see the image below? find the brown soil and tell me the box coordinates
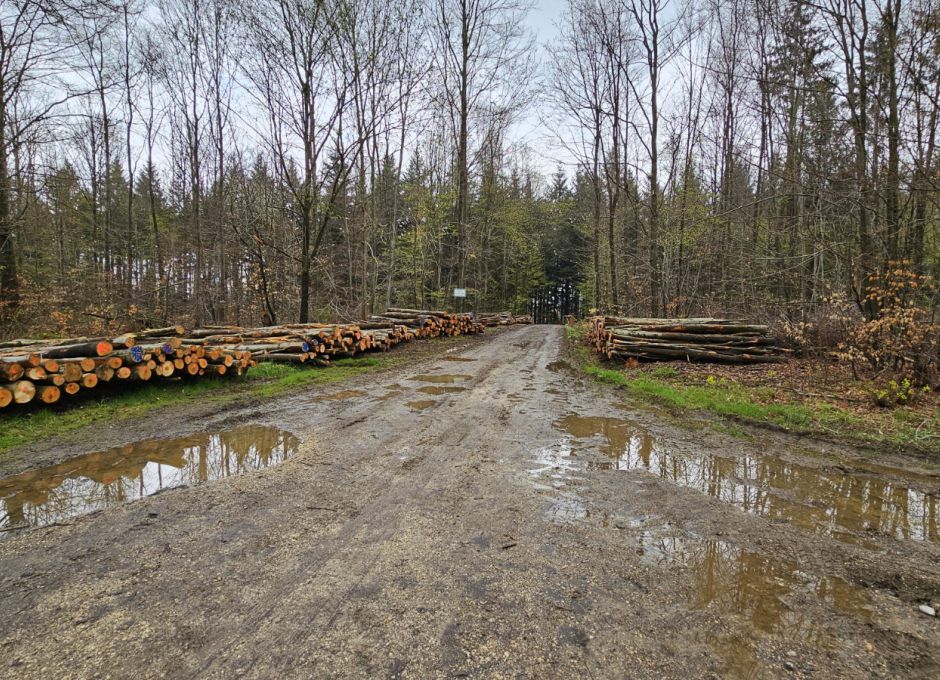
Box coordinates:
[0,326,937,679]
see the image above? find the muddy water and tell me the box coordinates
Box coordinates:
[408,374,472,384]
[554,414,939,544]
[534,416,885,677]
[316,389,368,401]
[633,525,873,676]
[417,385,467,395]
[406,400,437,410]
[0,426,298,531]
[443,356,476,362]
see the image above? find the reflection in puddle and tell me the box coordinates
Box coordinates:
[634,526,872,676]
[406,400,437,410]
[408,374,472,384]
[528,440,585,524]
[555,414,939,543]
[417,385,466,395]
[316,389,368,401]
[0,426,299,530]
[529,439,579,481]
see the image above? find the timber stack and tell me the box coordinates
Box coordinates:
[366,308,484,337]
[478,312,533,326]
[587,317,790,365]
[0,326,253,409]
[183,321,414,365]
[0,309,485,410]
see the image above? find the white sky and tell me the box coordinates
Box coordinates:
[516,0,571,176]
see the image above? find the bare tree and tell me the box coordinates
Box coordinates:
[429,0,534,292]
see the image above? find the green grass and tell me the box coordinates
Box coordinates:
[567,334,940,453]
[0,355,393,453]
[0,379,234,451]
[568,339,865,434]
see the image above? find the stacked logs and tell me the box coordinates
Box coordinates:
[0,327,252,409]
[0,309,485,409]
[587,317,790,365]
[478,312,533,327]
[182,322,414,365]
[175,309,483,367]
[367,308,484,337]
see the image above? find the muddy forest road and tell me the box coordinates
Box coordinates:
[1,326,939,679]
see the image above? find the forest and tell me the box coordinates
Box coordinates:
[0,0,938,337]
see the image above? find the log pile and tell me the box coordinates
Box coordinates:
[181,322,414,365]
[0,327,253,409]
[477,312,533,327]
[587,317,790,365]
[366,308,484,338]
[0,308,485,411]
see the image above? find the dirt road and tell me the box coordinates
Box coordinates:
[1,326,938,678]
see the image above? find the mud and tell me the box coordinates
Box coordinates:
[0,326,937,679]
[406,400,437,410]
[315,389,369,401]
[416,385,467,395]
[408,373,473,383]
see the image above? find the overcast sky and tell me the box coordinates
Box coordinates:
[516,0,570,177]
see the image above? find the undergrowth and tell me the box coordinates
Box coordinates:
[565,325,938,454]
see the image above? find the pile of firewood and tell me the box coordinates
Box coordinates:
[477,312,533,327]
[587,317,790,364]
[0,327,252,408]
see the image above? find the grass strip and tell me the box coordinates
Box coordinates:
[567,326,939,453]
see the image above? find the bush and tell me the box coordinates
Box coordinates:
[838,262,939,388]
[870,378,927,408]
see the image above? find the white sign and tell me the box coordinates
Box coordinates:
[453,288,467,298]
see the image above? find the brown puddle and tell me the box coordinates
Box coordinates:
[0,426,299,531]
[633,526,872,676]
[443,356,476,362]
[417,385,467,395]
[406,400,437,410]
[555,414,939,544]
[316,389,368,401]
[409,374,472,384]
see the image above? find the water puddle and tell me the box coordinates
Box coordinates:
[528,439,586,524]
[316,389,367,401]
[0,426,299,531]
[529,439,579,482]
[632,523,872,676]
[443,356,476,362]
[407,400,437,410]
[546,360,571,373]
[409,374,472,384]
[555,413,939,544]
[417,385,466,395]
